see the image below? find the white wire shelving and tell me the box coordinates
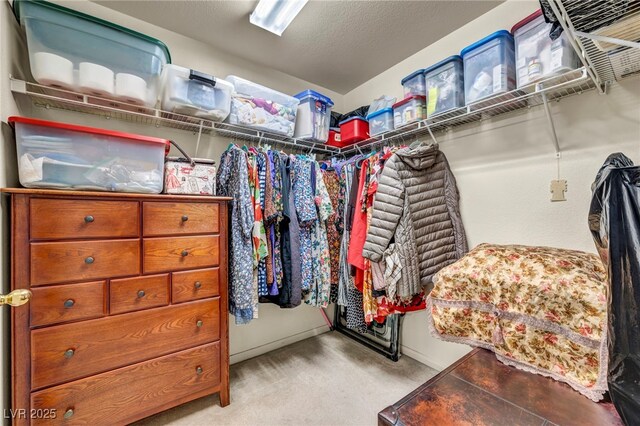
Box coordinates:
[547,0,640,93]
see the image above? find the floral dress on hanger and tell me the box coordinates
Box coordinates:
[292,156,317,292]
[322,168,342,303]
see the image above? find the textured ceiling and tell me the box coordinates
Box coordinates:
[95,0,502,94]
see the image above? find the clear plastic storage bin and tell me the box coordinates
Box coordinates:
[423,55,465,117]
[401,69,426,97]
[160,65,233,121]
[10,116,168,193]
[14,0,171,107]
[225,75,299,137]
[293,90,334,143]
[393,95,426,128]
[366,108,394,136]
[512,10,579,88]
[461,30,516,104]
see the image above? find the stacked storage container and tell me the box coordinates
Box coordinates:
[423,55,465,117]
[511,10,579,88]
[10,117,169,193]
[14,0,171,107]
[293,90,334,143]
[339,117,369,146]
[366,108,394,136]
[393,95,426,128]
[461,30,516,104]
[160,65,233,121]
[401,69,426,97]
[225,75,300,137]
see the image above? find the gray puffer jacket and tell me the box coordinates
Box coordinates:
[362,143,467,297]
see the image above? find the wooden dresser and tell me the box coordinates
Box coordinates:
[3,189,230,425]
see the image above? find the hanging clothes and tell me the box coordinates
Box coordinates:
[217,145,255,325]
[322,167,342,303]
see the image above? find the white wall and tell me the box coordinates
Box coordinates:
[0,0,341,417]
[343,0,640,370]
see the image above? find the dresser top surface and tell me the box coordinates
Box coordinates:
[1,188,232,201]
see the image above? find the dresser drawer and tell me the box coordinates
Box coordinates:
[31,342,220,425]
[143,235,219,274]
[30,240,140,286]
[110,274,169,315]
[172,268,220,303]
[31,298,219,390]
[143,202,219,236]
[30,281,106,327]
[30,199,139,240]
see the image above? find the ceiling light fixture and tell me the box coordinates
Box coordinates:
[249,0,309,36]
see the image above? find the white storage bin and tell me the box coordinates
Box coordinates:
[401,69,426,97]
[160,65,233,122]
[14,0,171,106]
[366,108,394,136]
[423,55,465,117]
[293,90,334,143]
[225,75,299,137]
[461,30,516,104]
[10,116,168,193]
[512,10,579,88]
[393,95,426,128]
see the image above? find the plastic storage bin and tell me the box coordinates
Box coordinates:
[9,116,168,193]
[326,128,342,147]
[14,0,171,106]
[225,75,299,137]
[366,108,394,136]
[393,95,426,128]
[339,117,369,145]
[293,90,334,143]
[461,30,516,104]
[401,69,426,97]
[423,55,465,117]
[512,10,579,88]
[160,65,233,121]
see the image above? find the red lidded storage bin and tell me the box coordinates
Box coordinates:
[339,117,369,146]
[326,127,342,147]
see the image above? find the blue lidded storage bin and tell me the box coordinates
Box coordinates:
[423,55,465,117]
[401,69,425,97]
[461,30,515,104]
[366,107,394,136]
[293,90,334,143]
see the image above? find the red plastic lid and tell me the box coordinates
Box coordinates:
[511,9,543,34]
[8,116,171,149]
[393,95,427,109]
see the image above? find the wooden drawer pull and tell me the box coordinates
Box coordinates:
[196,366,203,375]
[137,290,146,298]
[196,320,203,328]
[181,215,189,222]
[63,299,75,308]
[194,281,202,290]
[64,408,74,419]
[84,215,95,223]
[64,349,75,359]
[85,256,95,264]
[181,250,189,257]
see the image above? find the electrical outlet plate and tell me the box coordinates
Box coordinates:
[550,179,568,202]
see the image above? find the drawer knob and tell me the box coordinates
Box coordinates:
[85,256,95,264]
[63,299,75,308]
[64,348,75,359]
[194,281,202,290]
[196,320,203,328]
[137,290,146,298]
[181,250,189,257]
[196,366,203,375]
[182,215,189,222]
[84,215,95,223]
[64,408,74,419]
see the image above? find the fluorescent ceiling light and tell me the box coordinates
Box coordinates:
[250,0,309,36]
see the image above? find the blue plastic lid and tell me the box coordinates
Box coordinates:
[366,107,393,120]
[339,116,367,125]
[423,55,462,76]
[460,30,514,57]
[294,90,334,107]
[401,69,425,85]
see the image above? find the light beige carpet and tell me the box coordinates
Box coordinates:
[135,331,438,426]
